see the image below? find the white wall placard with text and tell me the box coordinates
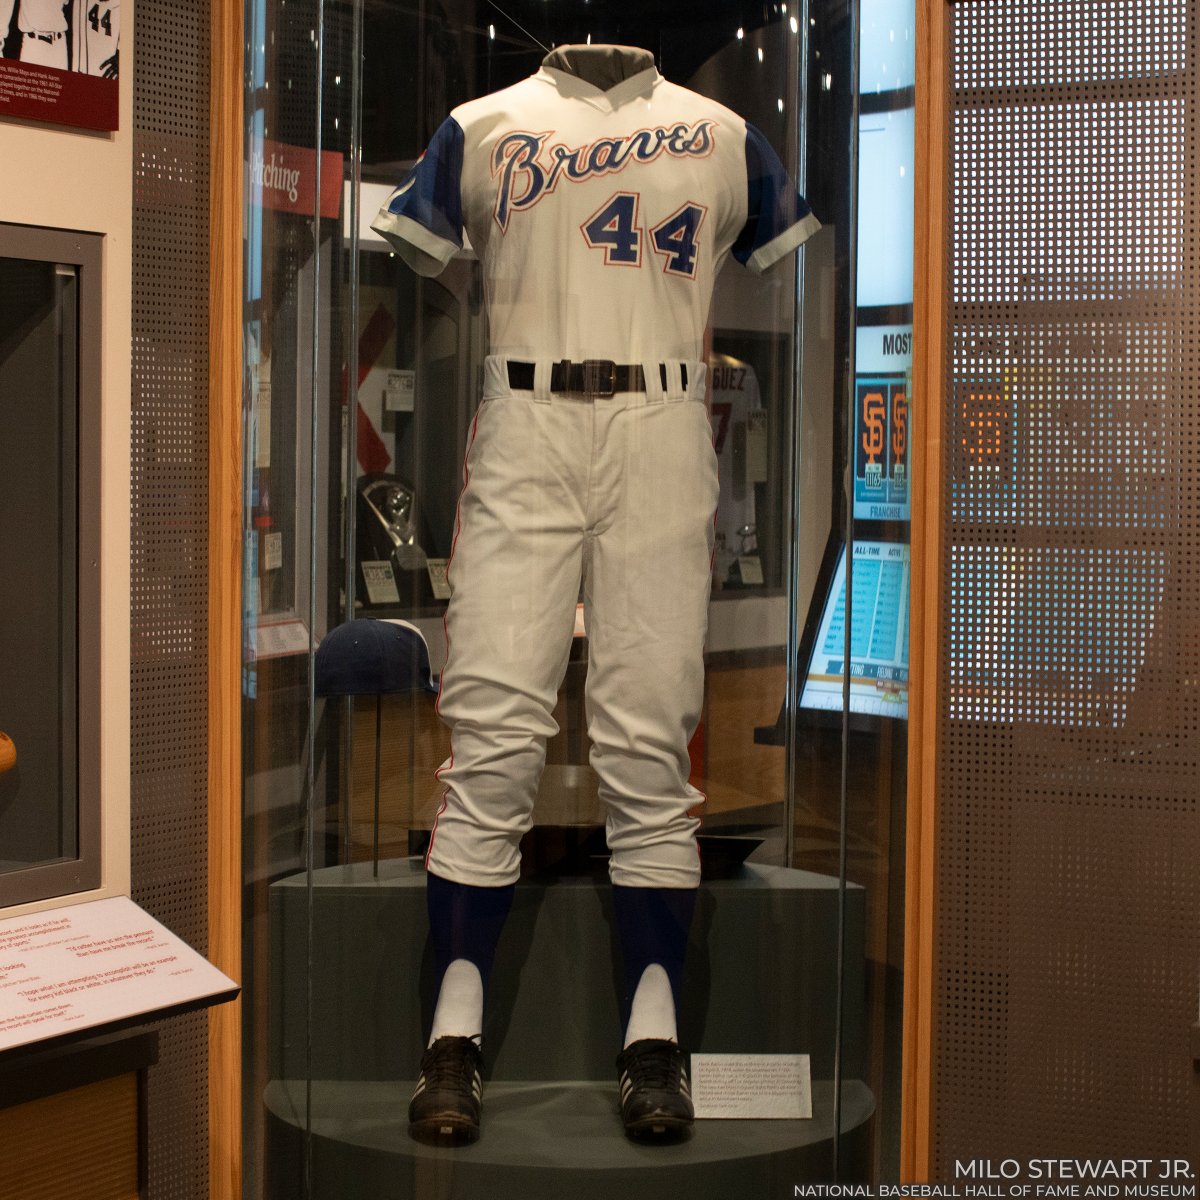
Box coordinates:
[690,1053,812,1119]
[0,896,238,1052]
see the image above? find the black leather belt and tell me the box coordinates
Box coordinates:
[507,359,688,397]
[28,30,64,41]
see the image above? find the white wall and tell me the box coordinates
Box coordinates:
[0,6,133,914]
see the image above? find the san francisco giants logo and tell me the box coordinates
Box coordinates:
[861,391,886,490]
[960,392,1008,477]
[891,390,909,487]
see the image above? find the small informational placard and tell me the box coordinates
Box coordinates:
[254,617,310,661]
[263,531,283,572]
[362,559,400,605]
[385,369,416,413]
[254,387,272,468]
[426,558,451,600]
[0,49,119,133]
[0,897,237,1053]
[737,555,764,586]
[691,1053,812,1120]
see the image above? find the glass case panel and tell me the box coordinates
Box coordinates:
[241,0,912,1191]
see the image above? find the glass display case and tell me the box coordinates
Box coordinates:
[0,224,102,909]
[240,0,914,1194]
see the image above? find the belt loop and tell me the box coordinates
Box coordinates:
[642,360,665,405]
[663,361,684,403]
[486,355,508,398]
[687,360,707,404]
[533,359,552,403]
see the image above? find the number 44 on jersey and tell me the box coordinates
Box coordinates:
[581,192,708,278]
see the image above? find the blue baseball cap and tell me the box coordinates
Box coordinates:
[315,618,439,697]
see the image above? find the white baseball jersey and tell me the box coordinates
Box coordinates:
[0,0,66,68]
[709,353,764,575]
[371,51,819,363]
[1,0,67,35]
[71,0,118,76]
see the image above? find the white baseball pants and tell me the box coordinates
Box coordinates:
[427,356,717,889]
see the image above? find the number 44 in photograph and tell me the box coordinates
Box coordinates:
[0,0,120,130]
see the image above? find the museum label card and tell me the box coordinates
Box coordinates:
[263,531,283,572]
[254,386,272,468]
[362,560,400,605]
[385,369,416,413]
[426,558,451,600]
[0,896,237,1052]
[738,555,765,585]
[255,617,310,661]
[691,1053,812,1119]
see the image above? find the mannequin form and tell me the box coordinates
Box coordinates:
[375,41,818,1144]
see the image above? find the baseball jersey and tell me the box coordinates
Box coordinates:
[372,46,819,364]
[710,353,764,572]
[2,0,68,35]
[71,0,118,75]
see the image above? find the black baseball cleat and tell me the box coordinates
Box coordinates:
[408,1035,483,1145]
[616,1038,695,1140]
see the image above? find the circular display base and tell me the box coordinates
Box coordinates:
[265,1077,874,1198]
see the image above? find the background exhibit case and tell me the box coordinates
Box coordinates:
[240,0,916,1194]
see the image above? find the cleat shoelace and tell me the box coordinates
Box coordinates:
[420,1038,479,1090]
[624,1045,682,1091]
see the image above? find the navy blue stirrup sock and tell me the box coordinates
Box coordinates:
[426,871,515,995]
[611,885,698,1031]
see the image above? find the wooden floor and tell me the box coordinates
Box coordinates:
[698,663,789,815]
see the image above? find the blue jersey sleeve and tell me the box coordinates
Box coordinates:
[732,123,821,274]
[371,116,465,276]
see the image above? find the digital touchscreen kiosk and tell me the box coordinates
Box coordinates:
[799,539,910,720]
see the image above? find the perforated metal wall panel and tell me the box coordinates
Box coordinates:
[131,0,211,1194]
[937,0,1198,1170]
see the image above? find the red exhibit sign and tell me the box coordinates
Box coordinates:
[0,59,118,132]
[249,138,343,220]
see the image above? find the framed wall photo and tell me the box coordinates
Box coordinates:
[0,0,119,131]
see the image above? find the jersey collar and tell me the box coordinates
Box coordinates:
[535,63,661,113]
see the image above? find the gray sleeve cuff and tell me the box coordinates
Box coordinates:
[746,211,822,275]
[369,210,460,278]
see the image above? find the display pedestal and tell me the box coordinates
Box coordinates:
[265,859,873,1196]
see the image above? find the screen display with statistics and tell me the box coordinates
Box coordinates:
[800,540,910,719]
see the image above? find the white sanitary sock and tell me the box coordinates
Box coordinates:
[428,958,484,1047]
[623,963,677,1047]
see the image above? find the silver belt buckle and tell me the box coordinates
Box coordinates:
[581,359,617,397]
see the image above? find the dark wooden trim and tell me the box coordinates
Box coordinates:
[0,1030,158,1111]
